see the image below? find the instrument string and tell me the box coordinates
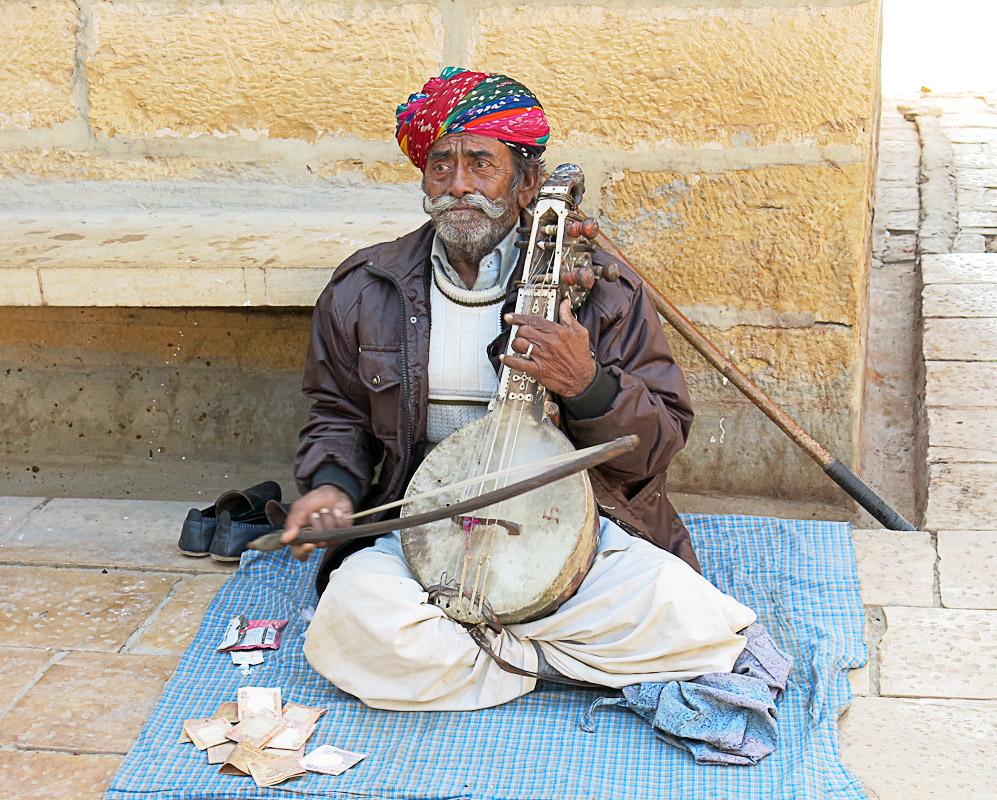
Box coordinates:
[450,211,560,614]
[465,233,554,608]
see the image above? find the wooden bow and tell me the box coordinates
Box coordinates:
[246,434,639,553]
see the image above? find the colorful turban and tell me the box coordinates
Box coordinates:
[395,67,550,173]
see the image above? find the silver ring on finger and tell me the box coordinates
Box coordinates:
[525,342,535,360]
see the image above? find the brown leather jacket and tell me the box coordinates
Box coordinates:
[296,220,698,594]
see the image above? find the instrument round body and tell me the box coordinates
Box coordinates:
[400,411,599,624]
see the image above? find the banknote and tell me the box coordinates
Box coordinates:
[246,754,306,788]
[266,719,316,751]
[183,717,233,750]
[226,711,286,748]
[299,744,368,776]
[237,686,281,720]
[281,702,326,725]
[206,741,236,765]
[212,701,240,724]
[219,742,275,776]
[265,745,305,758]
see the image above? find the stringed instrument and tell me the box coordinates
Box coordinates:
[400,164,620,625]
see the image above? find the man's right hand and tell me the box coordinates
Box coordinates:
[281,485,355,562]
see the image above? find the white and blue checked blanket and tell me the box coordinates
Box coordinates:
[105,514,869,800]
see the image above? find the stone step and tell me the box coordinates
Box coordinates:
[927,407,997,461]
[958,167,997,187]
[0,204,426,307]
[839,697,997,799]
[937,531,997,609]
[944,126,997,145]
[850,529,936,607]
[926,361,997,406]
[879,607,997,700]
[0,497,235,573]
[926,462,997,531]
[922,252,997,284]
[924,319,997,360]
[923,283,997,317]
[961,209,997,228]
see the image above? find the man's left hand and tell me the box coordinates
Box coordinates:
[502,299,596,398]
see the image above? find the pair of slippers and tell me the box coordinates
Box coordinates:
[178,481,289,562]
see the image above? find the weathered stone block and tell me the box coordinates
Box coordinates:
[952,232,988,252]
[2,652,177,753]
[0,566,176,651]
[0,647,53,709]
[668,400,853,505]
[0,307,311,370]
[469,3,879,150]
[880,607,997,699]
[927,407,997,462]
[0,148,423,186]
[850,529,936,607]
[131,574,229,654]
[938,530,997,609]
[924,319,997,360]
[0,750,121,800]
[923,283,997,317]
[0,269,42,305]
[961,210,997,228]
[600,165,870,324]
[661,318,860,503]
[848,662,871,697]
[927,463,997,531]
[0,307,313,465]
[671,322,859,399]
[922,253,997,285]
[0,0,78,130]
[0,497,44,533]
[0,208,426,307]
[839,697,997,799]
[87,1,443,141]
[925,360,997,406]
[0,498,233,573]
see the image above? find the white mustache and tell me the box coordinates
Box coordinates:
[423,192,508,220]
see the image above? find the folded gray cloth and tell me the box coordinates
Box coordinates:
[581,623,793,766]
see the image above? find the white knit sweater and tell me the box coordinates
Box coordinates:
[425,229,518,444]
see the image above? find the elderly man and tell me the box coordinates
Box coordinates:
[283,68,755,711]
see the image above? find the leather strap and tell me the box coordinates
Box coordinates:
[466,626,602,690]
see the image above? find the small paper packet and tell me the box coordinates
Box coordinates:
[237,686,282,720]
[231,650,265,666]
[299,744,367,776]
[218,615,288,652]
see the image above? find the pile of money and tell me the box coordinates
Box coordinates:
[180,686,365,787]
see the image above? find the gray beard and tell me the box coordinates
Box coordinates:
[423,191,519,267]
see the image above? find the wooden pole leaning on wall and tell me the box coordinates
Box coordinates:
[593,230,918,532]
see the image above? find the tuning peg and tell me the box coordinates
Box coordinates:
[600,263,621,282]
[567,218,600,239]
[563,268,596,290]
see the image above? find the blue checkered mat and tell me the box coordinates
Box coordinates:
[105,515,868,800]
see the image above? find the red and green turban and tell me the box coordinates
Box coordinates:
[395,67,550,173]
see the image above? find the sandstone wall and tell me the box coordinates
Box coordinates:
[0,0,882,504]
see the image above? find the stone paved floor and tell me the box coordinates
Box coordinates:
[2,94,997,799]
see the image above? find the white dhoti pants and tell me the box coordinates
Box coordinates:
[304,520,757,711]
